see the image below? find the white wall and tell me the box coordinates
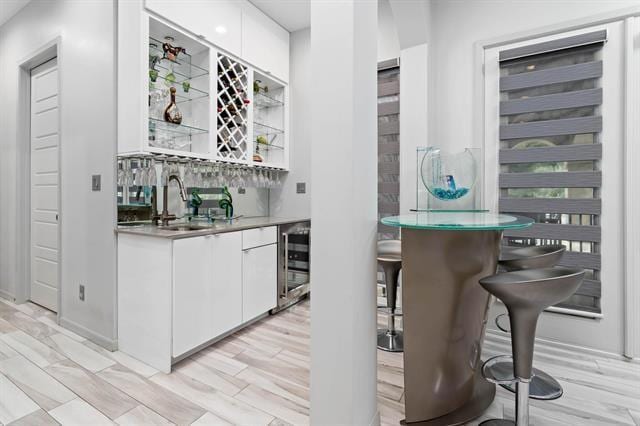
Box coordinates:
[423,0,640,356]
[378,0,400,61]
[269,28,311,218]
[0,0,117,347]
[430,0,640,152]
[270,12,400,219]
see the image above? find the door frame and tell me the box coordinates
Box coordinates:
[16,36,62,318]
[474,8,640,359]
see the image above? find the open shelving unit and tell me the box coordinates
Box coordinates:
[252,71,287,168]
[119,11,288,170]
[147,18,211,155]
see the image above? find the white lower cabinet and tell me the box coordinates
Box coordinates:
[118,228,278,372]
[242,243,277,322]
[172,232,242,357]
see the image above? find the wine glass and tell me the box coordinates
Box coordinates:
[160,159,170,186]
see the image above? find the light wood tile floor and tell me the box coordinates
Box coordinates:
[0,297,638,425]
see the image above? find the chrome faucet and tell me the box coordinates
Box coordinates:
[154,174,188,226]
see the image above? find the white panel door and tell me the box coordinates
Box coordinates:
[30,58,59,312]
[210,232,243,338]
[241,8,290,82]
[173,236,212,357]
[242,243,277,322]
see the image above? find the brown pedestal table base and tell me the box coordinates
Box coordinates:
[401,228,501,423]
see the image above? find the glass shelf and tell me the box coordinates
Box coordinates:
[254,140,284,151]
[149,37,209,82]
[148,117,208,137]
[253,122,284,137]
[254,92,284,109]
[149,81,209,103]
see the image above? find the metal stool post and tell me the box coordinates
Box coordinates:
[377,240,403,352]
[479,267,584,425]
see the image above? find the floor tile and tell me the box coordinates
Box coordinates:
[98,364,206,425]
[48,398,114,426]
[234,349,309,388]
[236,366,310,409]
[191,412,233,426]
[83,340,158,378]
[235,384,309,426]
[44,333,115,373]
[151,370,274,425]
[0,373,40,425]
[45,359,138,420]
[0,356,76,410]
[114,405,173,425]
[0,310,56,340]
[0,339,18,360]
[7,409,59,426]
[175,357,248,396]
[0,330,65,368]
[193,348,248,376]
[37,317,85,342]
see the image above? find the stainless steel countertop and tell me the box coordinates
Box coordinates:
[115,216,310,240]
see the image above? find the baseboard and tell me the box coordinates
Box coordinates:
[368,409,381,426]
[59,316,117,351]
[0,290,15,302]
[485,329,635,362]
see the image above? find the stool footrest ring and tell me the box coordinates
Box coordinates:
[482,355,517,385]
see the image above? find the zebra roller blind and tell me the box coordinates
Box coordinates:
[498,30,606,314]
[378,60,400,240]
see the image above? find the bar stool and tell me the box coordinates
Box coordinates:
[479,267,585,425]
[377,240,403,352]
[499,245,566,272]
[494,245,566,401]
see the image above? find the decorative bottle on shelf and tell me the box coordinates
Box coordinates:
[164,87,182,125]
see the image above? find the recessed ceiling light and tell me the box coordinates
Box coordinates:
[215,26,227,34]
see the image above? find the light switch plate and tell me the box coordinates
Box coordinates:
[92,175,101,191]
[297,182,306,194]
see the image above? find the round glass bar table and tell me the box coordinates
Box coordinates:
[381,212,533,425]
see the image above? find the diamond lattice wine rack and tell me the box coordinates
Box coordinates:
[216,53,250,162]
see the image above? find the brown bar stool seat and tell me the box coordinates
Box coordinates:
[493,245,566,401]
[479,267,585,425]
[499,244,566,272]
[377,240,403,352]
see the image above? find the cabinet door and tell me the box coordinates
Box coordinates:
[210,232,243,337]
[172,236,212,357]
[241,9,290,82]
[145,0,242,56]
[242,243,277,322]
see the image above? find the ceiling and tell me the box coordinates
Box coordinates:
[0,0,30,27]
[249,0,310,32]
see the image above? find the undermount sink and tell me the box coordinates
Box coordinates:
[161,225,210,232]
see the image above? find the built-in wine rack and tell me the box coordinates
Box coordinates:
[216,53,250,162]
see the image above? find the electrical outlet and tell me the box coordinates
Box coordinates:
[296,182,306,194]
[79,284,85,301]
[92,175,101,191]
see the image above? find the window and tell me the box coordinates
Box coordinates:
[378,60,400,240]
[497,31,606,314]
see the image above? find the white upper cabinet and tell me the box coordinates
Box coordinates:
[145,0,242,56]
[241,5,290,83]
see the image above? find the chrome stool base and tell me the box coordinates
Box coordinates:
[479,419,514,425]
[493,361,563,400]
[377,329,403,352]
[484,355,563,400]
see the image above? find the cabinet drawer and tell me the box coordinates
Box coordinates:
[242,226,277,249]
